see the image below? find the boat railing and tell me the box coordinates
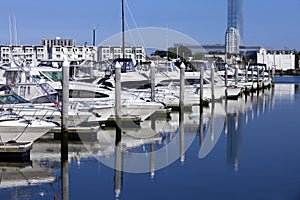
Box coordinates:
[124,88,171,103]
[0,103,57,122]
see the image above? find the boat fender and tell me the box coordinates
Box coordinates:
[54,100,60,108]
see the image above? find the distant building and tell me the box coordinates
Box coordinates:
[172,44,296,69]
[0,37,97,65]
[41,37,96,61]
[225,27,240,54]
[98,46,146,63]
[174,43,225,55]
[0,45,48,65]
[50,45,97,61]
[174,44,260,56]
[41,37,76,48]
[257,48,295,70]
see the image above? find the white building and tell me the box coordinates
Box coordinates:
[98,46,146,64]
[257,48,295,70]
[43,37,97,62]
[225,27,240,55]
[50,45,97,61]
[0,45,48,65]
[42,37,76,48]
[0,37,97,65]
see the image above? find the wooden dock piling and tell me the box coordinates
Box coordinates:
[115,62,122,122]
[150,62,156,102]
[234,64,238,86]
[180,62,185,108]
[210,61,215,102]
[61,58,70,200]
[200,64,204,112]
[225,65,228,98]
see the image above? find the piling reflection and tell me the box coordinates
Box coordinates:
[179,106,185,163]
[150,116,156,178]
[114,126,122,198]
[199,104,204,147]
[226,113,242,172]
[61,153,69,200]
[198,101,226,159]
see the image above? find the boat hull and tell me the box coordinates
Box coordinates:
[0,119,55,143]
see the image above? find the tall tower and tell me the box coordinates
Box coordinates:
[227,0,243,44]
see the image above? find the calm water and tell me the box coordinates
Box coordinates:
[1,76,300,200]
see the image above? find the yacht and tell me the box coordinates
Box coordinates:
[0,111,57,143]
[0,85,97,127]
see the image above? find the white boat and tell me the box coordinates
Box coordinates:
[0,85,99,127]
[1,62,164,122]
[0,112,57,143]
[34,65,167,120]
[226,85,243,98]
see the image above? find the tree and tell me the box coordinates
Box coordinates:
[151,46,192,61]
[193,52,206,60]
[151,50,178,60]
[168,46,192,60]
[151,50,167,58]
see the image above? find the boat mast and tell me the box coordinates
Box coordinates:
[122,0,125,58]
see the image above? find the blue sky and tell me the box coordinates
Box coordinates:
[0,0,299,50]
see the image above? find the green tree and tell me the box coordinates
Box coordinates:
[151,50,167,58]
[168,46,192,60]
[151,46,192,61]
[151,50,178,60]
[193,52,205,60]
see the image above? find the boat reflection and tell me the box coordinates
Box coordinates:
[0,161,57,199]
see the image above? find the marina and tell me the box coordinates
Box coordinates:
[0,0,299,199]
[0,58,275,148]
[0,76,299,199]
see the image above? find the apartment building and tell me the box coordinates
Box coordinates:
[98,46,146,64]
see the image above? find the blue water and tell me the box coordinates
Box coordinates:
[1,76,300,200]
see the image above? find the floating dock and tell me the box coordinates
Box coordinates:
[104,115,141,128]
[50,126,99,141]
[0,142,32,162]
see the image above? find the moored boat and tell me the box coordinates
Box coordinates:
[0,111,57,143]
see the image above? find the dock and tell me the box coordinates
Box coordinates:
[0,142,32,162]
[104,115,141,128]
[50,126,99,141]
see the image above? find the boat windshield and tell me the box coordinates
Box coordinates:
[111,58,136,73]
[0,94,29,104]
[157,62,177,73]
[41,71,62,82]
